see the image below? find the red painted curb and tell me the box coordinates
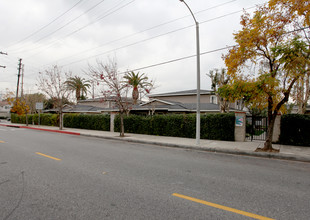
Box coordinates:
[19,126,81,135]
[0,124,80,135]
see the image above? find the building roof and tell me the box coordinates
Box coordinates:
[116,99,236,113]
[148,89,214,98]
[78,96,134,103]
[63,105,105,113]
[44,105,105,113]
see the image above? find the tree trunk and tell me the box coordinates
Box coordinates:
[59,111,63,130]
[263,115,275,151]
[255,113,279,152]
[221,99,229,113]
[255,95,279,152]
[76,88,80,102]
[132,87,139,105]
[59,99,63,130]
[120,112,124,137]
[26,113,28,126]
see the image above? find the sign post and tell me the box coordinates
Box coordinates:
[36,102,43,126]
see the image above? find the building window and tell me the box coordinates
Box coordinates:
[210,96,217,104]
[235,100,242,110]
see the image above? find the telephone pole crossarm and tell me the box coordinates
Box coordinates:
[0,51,8,68]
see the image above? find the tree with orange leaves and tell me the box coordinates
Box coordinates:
[4,91,30,116]
[220,0,309,152]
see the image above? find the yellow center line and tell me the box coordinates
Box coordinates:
[36,152,61,161]
[172,193,274,220]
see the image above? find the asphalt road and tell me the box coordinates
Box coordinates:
[0,126,310,220]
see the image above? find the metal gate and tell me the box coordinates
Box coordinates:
[246,115,268,141]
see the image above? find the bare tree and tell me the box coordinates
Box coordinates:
[37,65,71,130]
[207,68,230,113]
[292,72,310,114]
[291,28,310,114]
[24,93,46,114]
[88,60,131,137]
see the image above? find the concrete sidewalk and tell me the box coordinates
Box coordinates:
[1,122,310,163]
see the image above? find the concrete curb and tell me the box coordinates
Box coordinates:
[78,133,310,163]
[2,123,309,163]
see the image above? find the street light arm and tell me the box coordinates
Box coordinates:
[179,0,198,24]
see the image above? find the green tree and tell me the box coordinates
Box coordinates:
[65,76,91,102]
[123,71,153,104]
[270,1,310,114]
[44,97,71,110]
[220,1,309,151]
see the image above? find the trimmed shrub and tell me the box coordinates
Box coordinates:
[40,114,58,126]
[279,114,310,146]
[11,112,235,141]
[201,113,235,141]
[114,113,235,141]
[11,113,59,126]
[64,114,110,131]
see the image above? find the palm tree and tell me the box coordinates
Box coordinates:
[66,76,91,102]
[124,71,152,104]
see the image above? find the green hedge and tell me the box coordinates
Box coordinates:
[11,113,58,126]
[11,112,235,141]
[64,114,110,131]
[114,113,235,141]
[279,114,310,146]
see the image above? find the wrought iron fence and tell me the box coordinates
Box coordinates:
[246,115,268,141]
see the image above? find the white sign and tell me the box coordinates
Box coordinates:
[36,102,43,110]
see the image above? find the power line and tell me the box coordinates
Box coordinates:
[43,0,237,66]
[6,0,86,49]
[23,0,134,59]
[63,0,134,39]
[9,0,107,53]
[60,6,254,67]
[118,26,310,74]
[118,45,236,74]
[32,0,107,44]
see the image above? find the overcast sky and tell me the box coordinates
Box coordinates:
[0,0,267,98]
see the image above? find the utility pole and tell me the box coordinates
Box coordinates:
[16,58,22,101]
[92,80,95,99]
[0,51,8,68]
[21,64,25,98]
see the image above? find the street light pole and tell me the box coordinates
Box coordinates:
[179,0,201,145]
